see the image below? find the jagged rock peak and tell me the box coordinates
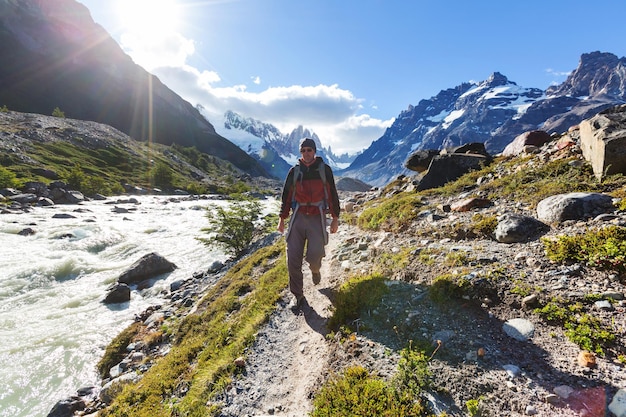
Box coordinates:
[485,71,513,87]
[546,51,626,99]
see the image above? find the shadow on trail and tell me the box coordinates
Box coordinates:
[298,297,328,336]
[338,280,618,417]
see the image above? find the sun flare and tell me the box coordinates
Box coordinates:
[114,0,182,35]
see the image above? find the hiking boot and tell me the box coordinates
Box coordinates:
[291,294,306,312]
[312,272,321,285]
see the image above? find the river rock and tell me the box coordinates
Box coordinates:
[103,283,131,304]
[118,252,177,285]
[99,373,141,404]
[46,396,85,417]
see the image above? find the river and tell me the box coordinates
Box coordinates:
[0,194,277,417]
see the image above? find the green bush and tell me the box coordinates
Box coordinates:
[534,299,616,355]
[199,200,270,257]
[0,166,20,188]
[311,366,427,417]
[542,226,626,274]
[52,107,65,118]
[327,274,389,332]
[149,161,174,189]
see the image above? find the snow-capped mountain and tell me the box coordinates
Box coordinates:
[216,111,356,180]
[340,51,626,187]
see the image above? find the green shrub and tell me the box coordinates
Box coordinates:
[393,343,431,397]
[52,107,65,118]
[429,274,467,303]
[542,226,626,275]
[327,274,389,332]
[358,193,424,232]
[148,161,174,189]
[199,200,271,257]
[311,366,427,417]
[534,300,615,355]
[0,166,20,188]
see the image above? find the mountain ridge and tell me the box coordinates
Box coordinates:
[339,51,626,187]
[0,0,269,178]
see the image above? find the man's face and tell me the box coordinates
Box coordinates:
[300,147,316,164]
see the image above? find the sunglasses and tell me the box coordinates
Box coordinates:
[300,148,315,153]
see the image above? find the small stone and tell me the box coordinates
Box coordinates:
[545,394,560,404]
[553,385,574,399]
[525,404,538,415]
[234,357,246,368]
[502,364,521,378]
[577,350,596,368]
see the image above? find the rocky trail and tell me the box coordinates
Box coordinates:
[218,229,345,417]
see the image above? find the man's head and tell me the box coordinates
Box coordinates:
[299,138,316,153]
[299,138,316,163]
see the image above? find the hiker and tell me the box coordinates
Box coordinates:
[277,137,340,308]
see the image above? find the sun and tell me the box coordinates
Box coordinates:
[114,0,182,35]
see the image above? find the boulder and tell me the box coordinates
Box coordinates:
[416,153,491,191]
[118,252,177,285]
[46,396,85,417]
[609,388,626,417]
[99,373,141,404]
[502,130,552,157]
[536,192,614,224]
[450,197,491,212]
[405,149,440,173]
[8,193,38,204]
[494,213,548,243]
[580,104,626,180]
[335,177,372,192]
[103,283,131,304]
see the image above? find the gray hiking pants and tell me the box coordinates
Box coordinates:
[286,212,326,297]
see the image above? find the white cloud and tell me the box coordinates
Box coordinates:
[121,30,388,155]
[545,68,571,77]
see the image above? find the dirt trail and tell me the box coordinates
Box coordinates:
[220,229,345,417]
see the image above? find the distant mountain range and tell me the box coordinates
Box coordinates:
[215,52,626,187]
[217,111,357,179]
[339,51,626,186]
[1,1,625,189]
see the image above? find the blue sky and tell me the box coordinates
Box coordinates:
[77,0,626,155]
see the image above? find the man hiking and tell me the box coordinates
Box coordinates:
[277,137,340,310]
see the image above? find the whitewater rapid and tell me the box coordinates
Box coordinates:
[0,195,278,417]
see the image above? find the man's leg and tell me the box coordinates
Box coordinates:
[304,214,326,276]
[286,214,306,298]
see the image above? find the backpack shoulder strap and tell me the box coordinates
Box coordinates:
[318,160,326,185]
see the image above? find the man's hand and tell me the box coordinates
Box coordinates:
[277,217,285,234]
[330,217,339,233]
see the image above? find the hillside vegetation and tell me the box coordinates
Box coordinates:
[0,110,278,197]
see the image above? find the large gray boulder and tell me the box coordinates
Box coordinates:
[416,153,491,191]
[118,252,177,285]
[495,213,548,243]
[580,104,626,180]
[536,192,615,224]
